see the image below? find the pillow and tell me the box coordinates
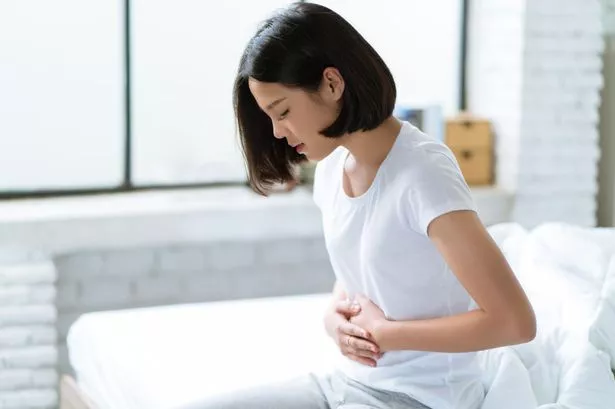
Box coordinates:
[518,223,615,369]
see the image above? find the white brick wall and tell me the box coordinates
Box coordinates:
[0,347,57,369]
[132,276,183,304]
[0,260,58,409]
[0,369,58,391]
[157,246,207,273]
[602,0,615,35]
[0,286,56,306]
[103,249,156,277]
[78,278,133,309]
[0,263,56,286]
[468,0,606,228]
[0,390,58,409]
[0,327,56,349]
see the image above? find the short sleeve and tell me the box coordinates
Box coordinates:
[405,150,478,235]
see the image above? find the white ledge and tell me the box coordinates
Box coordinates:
[0,186,513,255]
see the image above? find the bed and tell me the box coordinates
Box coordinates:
[62,222,615,409]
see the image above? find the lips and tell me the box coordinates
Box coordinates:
[294,143,305,153]
[289,141,305,150]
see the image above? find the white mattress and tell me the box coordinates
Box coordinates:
[67,293,341,409]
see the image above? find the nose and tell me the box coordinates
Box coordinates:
[272,121,286,140]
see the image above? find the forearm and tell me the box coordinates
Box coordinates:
[374,309,535,353]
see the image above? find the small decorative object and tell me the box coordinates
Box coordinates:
[394,104,444,141]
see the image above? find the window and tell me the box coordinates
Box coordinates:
[0,0,125,193]
[131,0,294,186]
[0,0,465,196]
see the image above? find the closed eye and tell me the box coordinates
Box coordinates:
[278,109,290,120]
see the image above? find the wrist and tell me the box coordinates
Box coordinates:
[372,319,394,351]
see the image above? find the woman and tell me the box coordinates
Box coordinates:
[196,2,536,409]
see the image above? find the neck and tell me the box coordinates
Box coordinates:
[340,116,402,167]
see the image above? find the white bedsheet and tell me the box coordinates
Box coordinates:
[67,223,615,409]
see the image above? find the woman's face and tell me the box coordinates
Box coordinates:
[248,68,344,161]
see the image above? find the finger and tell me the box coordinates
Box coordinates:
[347,353,376,367]
[345,336,380,359]
[347,345,380,360]
[338,322,371,340]
[352,338,380,355]
[335,299,360,316]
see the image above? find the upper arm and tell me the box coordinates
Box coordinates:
[404,148,535,337]
[427,210,536,335]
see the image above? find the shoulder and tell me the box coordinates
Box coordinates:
[390,123,477,234]
[390,122,463,185]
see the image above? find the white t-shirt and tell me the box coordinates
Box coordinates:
[313,121,485,409]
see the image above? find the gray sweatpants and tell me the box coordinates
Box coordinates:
[180,371,431,409]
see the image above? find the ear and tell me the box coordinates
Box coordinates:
[321,67,345,102]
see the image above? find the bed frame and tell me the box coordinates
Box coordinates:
[60,375,97,409]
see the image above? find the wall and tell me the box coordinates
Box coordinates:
[0,256,59,409]
[467,0,605,228]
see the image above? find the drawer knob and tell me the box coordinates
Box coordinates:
[461,150,473,159]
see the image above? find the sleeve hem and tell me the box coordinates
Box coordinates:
[419,201,478,236]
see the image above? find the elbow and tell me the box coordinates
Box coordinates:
[491,304,537,346]
[506,308,537,345]
[513,318,537,344]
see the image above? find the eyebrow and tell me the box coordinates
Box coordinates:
[266,97,287,111]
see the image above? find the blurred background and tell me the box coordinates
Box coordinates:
[0,0,614,408]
